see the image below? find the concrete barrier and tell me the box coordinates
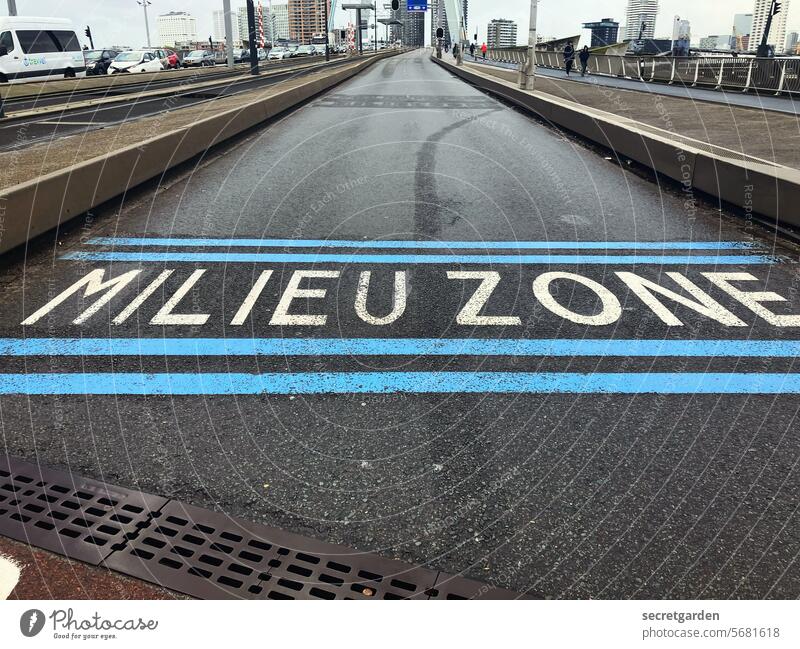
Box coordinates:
[0,52,400,256]
[432,56,800,230]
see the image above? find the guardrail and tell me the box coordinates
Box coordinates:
[481,48,800,94]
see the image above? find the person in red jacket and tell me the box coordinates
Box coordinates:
[480,42,487,60]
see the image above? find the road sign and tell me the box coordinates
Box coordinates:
[408,1,427,11]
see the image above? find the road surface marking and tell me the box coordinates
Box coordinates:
[2,372,800,394]
[86,237,758,251]
[20,268,798,328]
[447,271,521,325]
[59,251,775,265]
[3,338,800,357]
[37,120,108,126]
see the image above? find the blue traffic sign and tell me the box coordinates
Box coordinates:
[408,1,428,10]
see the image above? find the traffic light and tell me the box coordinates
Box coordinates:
[84,25,94,49]
[391,0,399,9]
[436,27,444,39]
[773,1,782,14]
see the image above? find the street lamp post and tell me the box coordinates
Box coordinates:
[137,0,152,48]
[223,0,235,68]
[518,0,537,90]
[323,0,330,61]
[245,0,259,74]
[6,1,17,16]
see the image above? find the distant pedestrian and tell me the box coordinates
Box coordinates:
[469,42,475,58]
[452,43,459,58]
[481,42,487,60]
[579,45,590,76]
[563,41,575,75]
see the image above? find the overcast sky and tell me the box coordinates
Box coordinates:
[2,1,795,48]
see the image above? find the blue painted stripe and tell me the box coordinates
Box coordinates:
[87,237,757,251]
[2,338,800,358]
[1,372,798,394]
[60,251,774,265]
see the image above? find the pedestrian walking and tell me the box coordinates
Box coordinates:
[579,45,590,76]
[469,42,475,58]
[481,42,487,60]
[563,41,575,75]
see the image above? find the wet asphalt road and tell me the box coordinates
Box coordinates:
[1,49,799,599]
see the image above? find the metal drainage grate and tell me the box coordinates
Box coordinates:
[0,455,167,565]
[1,456,524,600]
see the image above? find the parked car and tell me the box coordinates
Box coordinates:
[0,16,86,83]
[182,50,216,67]
[267,47,289,60]
[295,44,315,57]
[257,48,268,61]
[232,48,248,62]
[83,48,119,75]
[107,50,164,74]
[160,48,180,69]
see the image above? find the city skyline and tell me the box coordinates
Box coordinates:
[2,0,797,49]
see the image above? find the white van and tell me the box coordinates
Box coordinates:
[0,16,86,83]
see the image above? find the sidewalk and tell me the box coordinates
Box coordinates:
[462,56,800,170]
[464,54,800,115]
[1,536,182,600]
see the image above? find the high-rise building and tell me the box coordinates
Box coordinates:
[274,3,290,41]
[732,13,753,51]
[213,8,240,42]
[787,30,799,53]
[751,0,789,51]
[236,3,276,45]
[400,0,424,47]
[487,18,517,48]
[463,0,468,32]
[288,0,330,45]
[237,6,249,42]
[582,18,620,47]
[259,2,274,44]
[624,0,659,41]
[431,0,451,47]
[156,11,197,47]
[671,16,690,55]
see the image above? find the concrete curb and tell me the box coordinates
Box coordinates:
[0,52,399,256]
[432,56,800,230]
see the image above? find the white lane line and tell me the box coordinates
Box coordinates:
[0,554,21,600]
[37,120,107,125]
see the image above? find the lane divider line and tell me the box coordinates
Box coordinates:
[59,251,777,265]
[1,372,799,394]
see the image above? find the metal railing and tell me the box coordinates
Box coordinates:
[480,47,800,94]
